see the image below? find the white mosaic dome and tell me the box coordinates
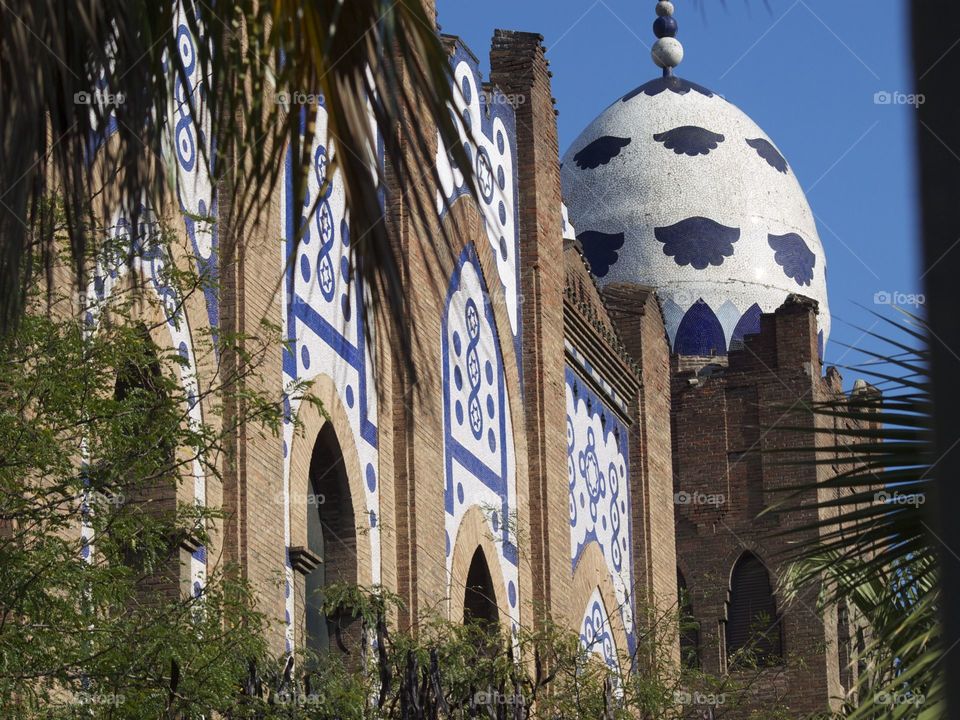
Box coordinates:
[561,74,831,358]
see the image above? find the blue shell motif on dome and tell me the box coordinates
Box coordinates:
[730,303,763,350]
[675,300,727,356]
[653,126,725,156]
[746,138,789,174]
[655,217,740,270]
[768,232,816,286]
[577,230,625,278]
[621,75,715,102]
[574,136,632,170]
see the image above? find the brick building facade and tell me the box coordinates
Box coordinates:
[82,4,870,716]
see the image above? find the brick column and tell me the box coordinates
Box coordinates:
[490,31,570,624]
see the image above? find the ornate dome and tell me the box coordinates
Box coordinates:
[561,72,830,358]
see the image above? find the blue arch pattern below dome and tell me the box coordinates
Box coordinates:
[674,300,727,356]
[730,303,763,350]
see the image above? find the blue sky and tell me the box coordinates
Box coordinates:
[436,0,921,380]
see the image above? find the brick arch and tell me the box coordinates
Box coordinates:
[448,505,512,628]
[438,200,528,633]
[287,374,374,588]
[724,550,783,665]
[571,542,630,670]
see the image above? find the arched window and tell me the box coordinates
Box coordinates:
[113,326,178,589]
[463,548,499,629]
[725,553,783,666]
[305,424,357,655]
[677,568,700,670]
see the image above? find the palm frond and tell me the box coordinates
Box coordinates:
[1,0,474,368]
[771,313,942,718]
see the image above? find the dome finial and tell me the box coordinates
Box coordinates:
[652,1,683,76]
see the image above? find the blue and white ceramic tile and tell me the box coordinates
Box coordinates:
[436,42,521,341]
[86,206,207,591]
[279,103,381,652]
[561,75,830,356]
[566,367,635,654]
[579,588,619,671]
[443,245,519,629]
[170,5,219,334]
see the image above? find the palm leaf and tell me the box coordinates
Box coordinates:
[769,312,942,718]
[0,0,475,369]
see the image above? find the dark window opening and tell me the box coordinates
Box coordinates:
[463,548,499,630]
[677,568,701,670]
[725,553,783,667]
[306,424,358,657]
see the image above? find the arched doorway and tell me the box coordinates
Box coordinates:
[305,423,358,655]
[463,547,499,629]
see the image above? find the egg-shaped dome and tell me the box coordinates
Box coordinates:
[561,75,830,358]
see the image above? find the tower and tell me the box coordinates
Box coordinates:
[561,2,853,715]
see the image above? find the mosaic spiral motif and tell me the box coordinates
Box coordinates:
[436,41,521,343]
[579,588,618,670]
[443,245,518,630]
[562,73,830,357]
[566,367,635,654]
[280,103,381,652]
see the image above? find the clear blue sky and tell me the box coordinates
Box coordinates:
[436,0,922,381]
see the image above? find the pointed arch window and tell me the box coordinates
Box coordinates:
[725,553,783,666]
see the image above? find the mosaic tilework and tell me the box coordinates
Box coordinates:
[566,366,635,654]
[443,244,519,629]
[436,42,521,342]
[561,74,830,357]
[280,103,381,652]
[85,206,206,592]
[85,3,220,336]
[171,5,219,334]
[579,588,618,670]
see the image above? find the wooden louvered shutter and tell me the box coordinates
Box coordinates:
[726,554,783,665]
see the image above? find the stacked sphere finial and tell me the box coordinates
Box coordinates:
[651,1,683,72]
